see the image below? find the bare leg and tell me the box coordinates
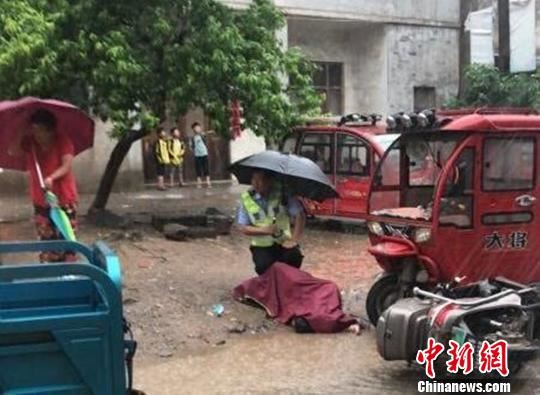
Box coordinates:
[179,170,184,186]
[158,176,166,190]
[206,176,212,188]
[197,177,202,188]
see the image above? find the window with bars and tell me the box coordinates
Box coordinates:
[313,62,343,115]
[414,86,436,112]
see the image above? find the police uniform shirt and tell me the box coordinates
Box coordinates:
[236,191,303,226]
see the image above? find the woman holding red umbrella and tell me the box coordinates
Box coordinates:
[8,108,79,262]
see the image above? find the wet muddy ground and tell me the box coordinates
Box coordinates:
[1,185,539,394]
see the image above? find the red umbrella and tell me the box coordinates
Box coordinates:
[0,97,95,171]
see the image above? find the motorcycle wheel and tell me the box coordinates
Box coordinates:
[366,273,401,326]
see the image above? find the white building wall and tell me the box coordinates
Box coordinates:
[72,120,144,192]
[289,19,459,114]
[386,25,460,112]
[288,19,388,114]
[347,24,388,114]
[229,129,266,163]
[223,0,460,26]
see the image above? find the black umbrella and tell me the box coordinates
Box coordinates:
[229,150,339,202]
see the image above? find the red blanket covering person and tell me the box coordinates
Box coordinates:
[233,263,357,333]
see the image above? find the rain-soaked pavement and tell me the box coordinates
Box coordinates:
[1,184,540,394]
[0,182,245,223]
[136,331,420,395]
[135,331,540,394]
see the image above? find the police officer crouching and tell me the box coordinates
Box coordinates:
[236,170,306,275]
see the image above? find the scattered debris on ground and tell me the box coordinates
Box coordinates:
[153,208,234,241]
[0,209,377,365]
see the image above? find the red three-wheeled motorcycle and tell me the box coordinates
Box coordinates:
[366,108,540,325]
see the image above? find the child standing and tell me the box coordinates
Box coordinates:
[154,127,170,190]
[191,122,211,188]
[168,127,185,187]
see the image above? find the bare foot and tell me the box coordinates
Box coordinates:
[347,323,363,335]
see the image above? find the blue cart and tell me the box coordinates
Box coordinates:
[0,240,137,395]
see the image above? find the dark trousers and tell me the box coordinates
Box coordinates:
[195,155,209,177]
[156,163,166,177]
[250,244,304,275]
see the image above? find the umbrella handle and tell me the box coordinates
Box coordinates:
[279,182,288,206]
[32,147,60,209]
[31,146,46,190]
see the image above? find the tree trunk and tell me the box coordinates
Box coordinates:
[89,129,148,212]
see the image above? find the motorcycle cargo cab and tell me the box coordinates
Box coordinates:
[365,108,540,325]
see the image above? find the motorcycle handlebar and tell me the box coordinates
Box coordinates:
[413,286,534,307]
